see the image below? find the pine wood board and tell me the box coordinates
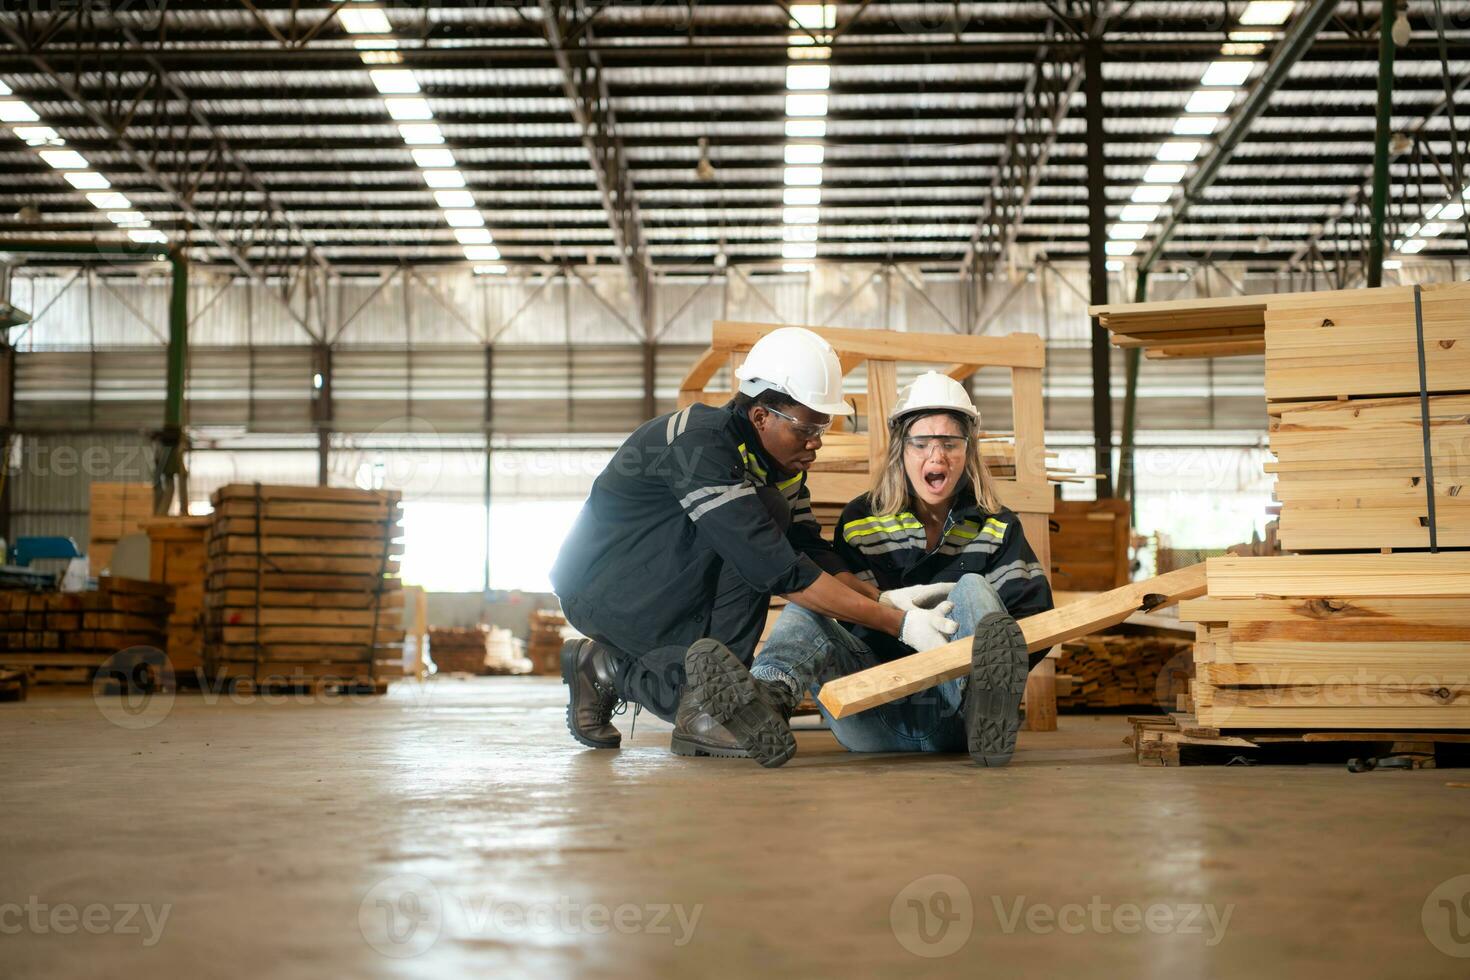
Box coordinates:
[1180,595,1470,625]
[211,484,401,504]
[209,555,399,575]
[211,498,398,521]
[1204,554,1470,597]
[211,607,388,627]
[212,517,403,540]
[207,571,401,592]
[207,589,403,609]
[218,625,405,645]
[1196,704,1470,728]
[210,536,400,557]
[1199,663,1470,686]
[710,320,1046,370]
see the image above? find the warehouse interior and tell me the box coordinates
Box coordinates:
[2,2,1469,977]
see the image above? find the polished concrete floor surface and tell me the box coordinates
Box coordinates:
[2,677,1468,979]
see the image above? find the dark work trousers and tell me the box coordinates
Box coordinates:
[579,486,792,724]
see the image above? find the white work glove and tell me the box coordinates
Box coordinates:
[879,582,954,612]
[899,605,959,652]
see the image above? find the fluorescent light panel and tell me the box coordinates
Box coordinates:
[422,169,465,188]
[785,93,828,117]
[369,69,419,94]
[385,96,432,120]
[39,149,88,169]
[1239,1,1296,25]
[1185,89,1235,114]
[1109,223,1147,240]
[1132,185,1173,203]
[1105,240,1137,256]
[786,64,831,91]
[786,119,827,138]
[455,227,493,244]
[1157,141,1202,162]
[784,206,820,224]
[1400,239,1427,254]
[1173,116,1220,135]
[86,191,131,209]
[463,245,501,261]
[1143,163,1188,183]
[473,264,508,275]
[128,229,167,243]
[783,225,818,243]
[784,165,823,186]
[398,123,444,145]
[784,144,824,165]
[788,4,835,29]
[434,189,475,208]
[13,126,61,145]
[106,211,146,225]
[1200,60,1253,87]
[412,148,455,168]
[1119,204,1160,223]
[340,7,392,33]
[0,100,40,123]
[63,171,109,189]
[784,187,821,206]
[443,209,484,228]
[782,242,817,259]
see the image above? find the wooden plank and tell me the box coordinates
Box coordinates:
[1199,663,1470,686]
[816,564,1206,719]
[220,625,405,645]
[212,498,395,521]
[1204,554,1470,598]
[213,517,402,539]
[1197,704,1470,729]
[1180,596,1470,626]
[212,536,398,557]
[209,589,403,609]
[709,321,1046,369]
[866,359,897,475]
[212,484,401,504]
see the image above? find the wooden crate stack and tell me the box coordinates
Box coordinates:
[0,577,173,686]
[429,626,491,675]
[1055,633,1193,710]
[89,482,154,575]
[526,609,568,676]
[203,485,406,692]
[142,517,209,680]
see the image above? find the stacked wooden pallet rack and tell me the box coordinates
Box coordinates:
[89,482,154,575]
[203,484,405,694]
[1095,282,1470,762]
[141,517,210,682]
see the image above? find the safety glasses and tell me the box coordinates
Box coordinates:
[903,435,969,456]
[765,406,831,441]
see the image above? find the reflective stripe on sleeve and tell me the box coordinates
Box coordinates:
[687,484,758,522]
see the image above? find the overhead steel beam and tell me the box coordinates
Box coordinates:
[1366,0,1398,287]
[1135,0,1339,274]
[538,0,654,338]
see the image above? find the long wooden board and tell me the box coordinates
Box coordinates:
[816,564,1206,719]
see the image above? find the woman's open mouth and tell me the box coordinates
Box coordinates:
[922,467,949,492]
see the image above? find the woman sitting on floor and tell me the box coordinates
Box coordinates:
[751,371,1054,766]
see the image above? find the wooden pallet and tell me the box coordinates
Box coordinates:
[89,482,154,575]
[1050,498,1131,592]
[202,484,406,688]
[0,578,173,684]
[0,668,27,702]
[1128,713,1470,767]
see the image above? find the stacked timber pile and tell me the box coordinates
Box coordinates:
[203,485,405,693]
[1180,554,1470,730]
[526,609,568,676]
[1050,499,1130,592]
[1055,634,1193,710]
[89,482,154,575]
[429,626,490,675]
[484,627,527,675]
[141,517,209,681]
[1097,282,1470,748]
[0,577,172,686]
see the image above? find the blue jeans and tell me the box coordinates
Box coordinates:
[751,574,1010,753]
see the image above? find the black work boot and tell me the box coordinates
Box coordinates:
[561,638,623,749]
[669,639,797,768]
[963,612,1029,767]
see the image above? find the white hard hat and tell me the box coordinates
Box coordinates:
[890,370,979,425]
[735,327,853,416]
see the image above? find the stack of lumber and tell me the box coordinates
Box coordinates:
[1180,554,1470,730]
[141,517,209,680]
[1092,294,1267,359]
[1264,283,1470,551]
[203,485,405,691]
[89,482,154,574]
[429,626,491,675]
[1050,499,1130,591]
[0,577,173,686]
[484,627,526,675]
[1055,634,1193,710]
[526,609,568,676]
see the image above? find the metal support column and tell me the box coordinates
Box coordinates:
[1085,36,1113,499]
[641,341,657,421]
[311,344,333,486]
[1118,272,1148,525]
[1367,0,1398,287]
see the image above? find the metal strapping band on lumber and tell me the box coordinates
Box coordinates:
[1413,285,1440,553]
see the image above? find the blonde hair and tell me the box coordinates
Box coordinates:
[868,410,1001,517]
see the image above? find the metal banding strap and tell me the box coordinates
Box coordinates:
[1413,286,1439,553]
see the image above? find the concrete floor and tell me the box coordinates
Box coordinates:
[2,677,1468,979]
